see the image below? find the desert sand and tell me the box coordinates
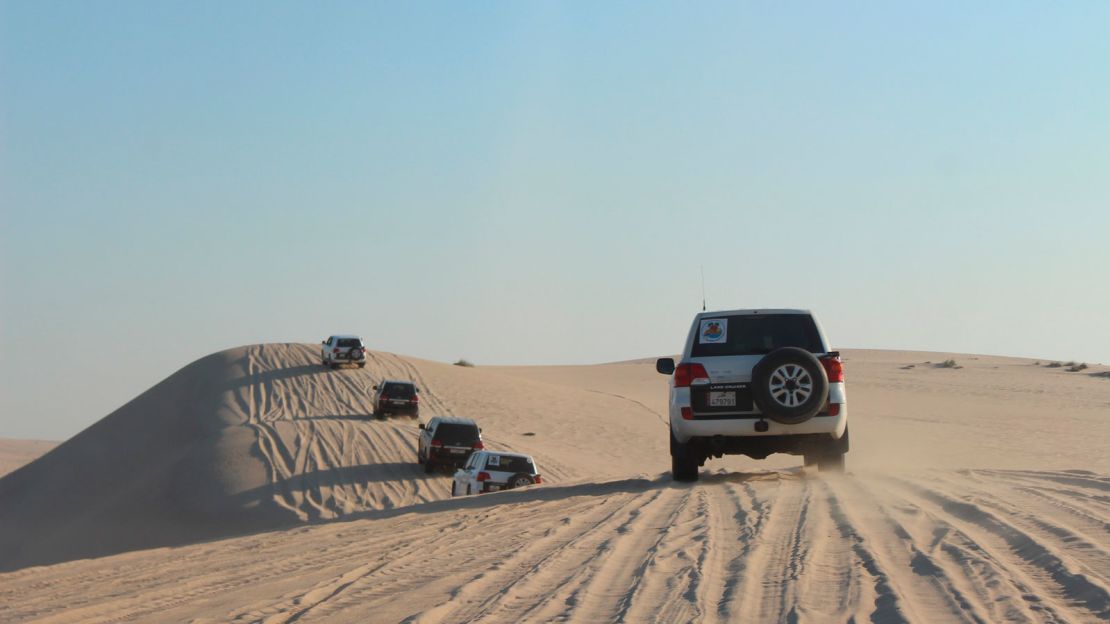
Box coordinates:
[0,439,55,478]
[1,344,1108,622]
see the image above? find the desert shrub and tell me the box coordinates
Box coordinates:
[938,359,958,368]
[1046,362,1063,368]
[453,358,475,367]
[900,364,915,370]
[1091,371,1110,379]
[1067,363,1088,372]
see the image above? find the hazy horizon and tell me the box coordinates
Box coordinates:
[3,2,1109,440]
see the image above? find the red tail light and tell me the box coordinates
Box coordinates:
[476,471,491,482]
[681,407,694,420]
[332,348,339,353]
[826,403,841,416]
[820,355,844,383]
[412,395,419,403]
[472,440,484,450]
[534,475,543,484]
[674,363,709,388]
[431,440,444,447]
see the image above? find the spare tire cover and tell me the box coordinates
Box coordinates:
[751,347,828,424]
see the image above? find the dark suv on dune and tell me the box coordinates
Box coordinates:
[417,416,483,473]
[372,380,419,419]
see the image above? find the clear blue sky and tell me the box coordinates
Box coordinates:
[2,2,1108,440]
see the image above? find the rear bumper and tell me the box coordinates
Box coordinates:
[686,431,849,461]
[429,449,474,465]
[378,403,418,415]
[670,382,848,443]
[671,404,848,443]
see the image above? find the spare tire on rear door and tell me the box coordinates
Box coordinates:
[751,347,828,425]
[349,347,364,360]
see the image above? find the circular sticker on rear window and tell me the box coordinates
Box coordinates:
[700,319,727,344]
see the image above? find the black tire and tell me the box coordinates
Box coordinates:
[330,363,339,370]
[349,348,364,361]
[818,452,845,473]
[358,362,366,368]
[424,459,435,474]
[672,455,699,482]
[508,473,535,489]
[803,454,819,468]
[466,484,472,496]
[751,347,829,424]
[670,429,700,482]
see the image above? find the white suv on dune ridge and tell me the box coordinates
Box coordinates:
[656,309,849,481]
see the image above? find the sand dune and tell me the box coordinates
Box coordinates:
[0,438,55,478]
[1,345,1108,622]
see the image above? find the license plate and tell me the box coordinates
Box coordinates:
[450,448,465,454]
[391,400,407,404]
[487,485,501,491]
[709,391,736,407]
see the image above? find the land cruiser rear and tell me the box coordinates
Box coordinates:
[656,309,848,481]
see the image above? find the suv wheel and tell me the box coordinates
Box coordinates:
[508,474,535,489]
[672,455,699,482]
[424,459,435,474]
[751,347,829,424]
[670,430,700,482]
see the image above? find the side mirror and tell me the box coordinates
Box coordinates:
[321,340,327,345]
[372,385,378,390]
[656,358,675,375]
[418,423,425,430]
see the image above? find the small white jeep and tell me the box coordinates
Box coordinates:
[452,450,542,496]
[321,335,366,369]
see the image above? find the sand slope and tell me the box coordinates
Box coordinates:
[1,345,1108,622]
[0,343,661,570]
[0,439,55,478]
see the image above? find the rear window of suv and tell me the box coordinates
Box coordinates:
[691,314,823,357]
[381,383,415,399]
[433,423,480,445]
[336,338,362,347]
[486,455,535,474]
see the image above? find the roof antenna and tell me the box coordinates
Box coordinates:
[700,265,707,311]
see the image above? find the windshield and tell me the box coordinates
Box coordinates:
[691,315,822,357]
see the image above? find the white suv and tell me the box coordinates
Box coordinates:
[321,335,367,369]
[452,450,542,496]
[656,309,848,481]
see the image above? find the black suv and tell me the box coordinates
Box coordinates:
[372,380,419,419]
[417,416,483,473]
